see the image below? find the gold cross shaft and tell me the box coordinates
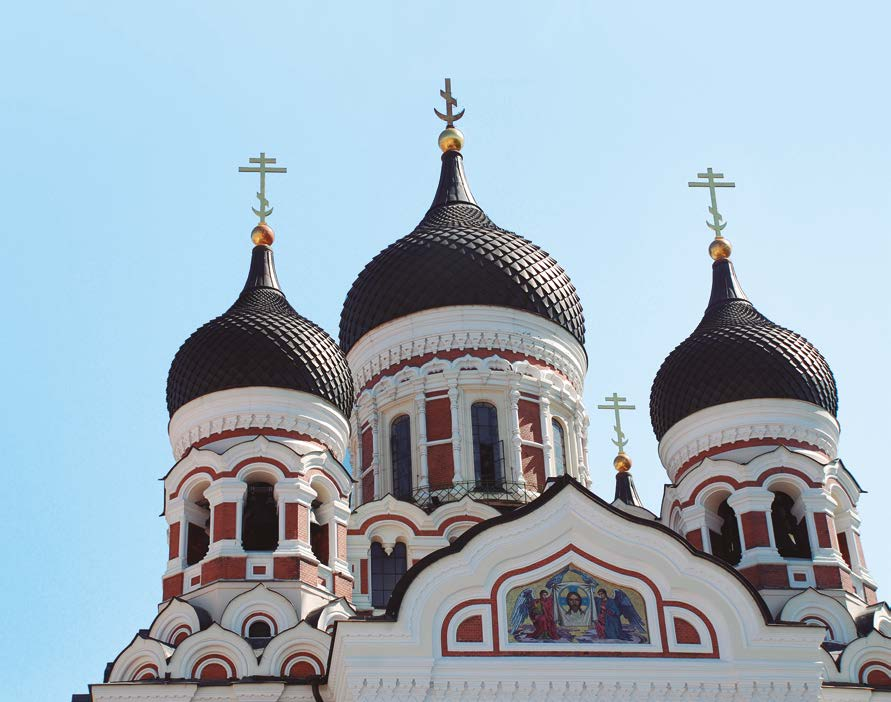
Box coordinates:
[688,167,735,238]
[434,78,465,127]
[238,152,287,224]
[596,393,636,452]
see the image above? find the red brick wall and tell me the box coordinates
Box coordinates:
[162,573,183,600]
[360,558,369,594]
[285,503,308,541]
[814,564,843,589]
[521,446,545,491]
[169,522,180,560]
[426,398,451,441]
[740,511,771,548]
[739,564,788,589]
[456,615,484,642]
[427,443,454,488]
[212,503,237,541]
[673,617,701,644]
[865,586,879,605]
[337,523,347,560]
[518,399,542,443]
[334,572,353,601]
[362,471,375,503]
[813,512,833,548]
[361,429,373,470]
[837,531,852,568]
[274,556,318,580]
[685,529,704,550]
[201,556,246,583]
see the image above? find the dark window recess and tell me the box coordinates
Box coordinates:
[771,492,812,559]
[837,531,852,568]
[552,418,567,476]
[710,499,742,566]
[370,541,407,609]
[310,506,329,565]
[390,415,413,499]
[186,521,209,566]
[471,402,503,488]
[247,620,272,638]
[242,483,278,551]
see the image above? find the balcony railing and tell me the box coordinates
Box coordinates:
[410,480,534,512]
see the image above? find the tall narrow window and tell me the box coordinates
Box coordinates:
[710,499,742,566]
[186,521,209,566]
[370,541,407,608]
[471,402,503,488]
[242,483,278,551]
[771,492,812,559]
[552,418,567,476]
[390,415,413,499]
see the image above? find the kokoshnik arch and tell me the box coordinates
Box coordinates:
[74,81,891,702]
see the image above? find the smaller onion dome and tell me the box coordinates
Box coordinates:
[649,257,838,441]
[339,147,586,352]
[166,240,354,418]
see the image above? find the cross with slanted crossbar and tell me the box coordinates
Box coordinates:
[238,152,287,224]
[434,78,465,127]
[688,167,735,238]
[596,393,636,453]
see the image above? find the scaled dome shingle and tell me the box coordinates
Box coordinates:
[649,258,838,440]
[167,245,354,418]
[339,150,585,352]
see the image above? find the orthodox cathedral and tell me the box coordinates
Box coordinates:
[75,82,890,702]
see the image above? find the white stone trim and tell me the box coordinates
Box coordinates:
[346,305,588,393]
[658,399,840,481]
[168,387,350,461]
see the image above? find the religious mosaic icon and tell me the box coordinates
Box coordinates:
[507,565,648,644]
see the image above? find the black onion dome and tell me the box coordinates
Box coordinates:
[649,258,838,440]
[338,150,585,352]
[167,245,354,418]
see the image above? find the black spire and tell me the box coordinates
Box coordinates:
[241,244,282,294]
[614,471,644,507]
[706,258,748,312]
[429,149,478,210]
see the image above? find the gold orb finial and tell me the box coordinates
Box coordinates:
[252,223,275,247]
[439,127,464,152]
[709,236,732,261]
[613,452,632,472]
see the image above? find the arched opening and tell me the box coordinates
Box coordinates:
[710,498,742,566]
[390,415,413,499]
[370,541,407,609]
[551,418,567,476]
[471,402,503,488]
[771,491,812,559]
[242,482,278,551]
[247,620,272,638]
[310,499,329,565]
[185,482,210,566]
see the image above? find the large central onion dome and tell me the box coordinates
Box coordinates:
[167,243,354,418]
[650,256,838,440]
[339,148,585,352]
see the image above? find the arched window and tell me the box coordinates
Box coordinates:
[771,491,812,559]
[390,415,413,499]
[471,402,503,488]
[242,482,278,551]
[185,485,210,566]
[370,541,407,609]
[247,620,272,638]
[552,418,567,476]
[309,499,329,565]
[710,499,742,566]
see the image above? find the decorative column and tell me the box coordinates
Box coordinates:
[415,392,430,491]
[316,501,354,600]
[539,395,554,478]
[574,409,589,485]
[448,377,463,485]
[204,480,247,559]
[679,504,715,552]
[370,405,381,500]
[726,487,784,588]
[164,500,190,570]
[351,412,362,506]
[508,385,525,488]
[273,479,317,562]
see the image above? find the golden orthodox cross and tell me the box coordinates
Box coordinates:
[238,152,287,224]
[434,78,465,127]
[688,167,735,237]
[596,393,635,453]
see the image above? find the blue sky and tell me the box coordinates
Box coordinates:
[2,2,889,699]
